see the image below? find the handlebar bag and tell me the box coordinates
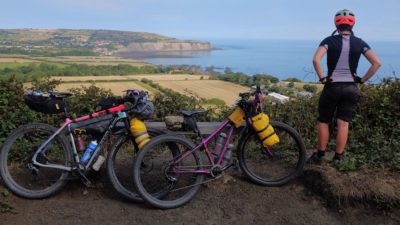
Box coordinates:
[97,97,121,110]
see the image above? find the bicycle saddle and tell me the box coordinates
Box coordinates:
[49,91,73,98]
[180,110,208,117]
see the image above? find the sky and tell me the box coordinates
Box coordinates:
[0,0,399,41]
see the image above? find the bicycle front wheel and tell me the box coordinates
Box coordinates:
[0,123,72,198]
[133,135,204,209]
[106,128,165,202]
[238,121,306,186]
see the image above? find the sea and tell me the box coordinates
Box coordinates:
[120,38,400,83]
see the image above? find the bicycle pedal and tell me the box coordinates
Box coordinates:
[232,159,239,170]
[82,179,93,188]
[77,170,93,187]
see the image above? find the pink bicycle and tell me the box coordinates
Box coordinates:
[133,86,306,209]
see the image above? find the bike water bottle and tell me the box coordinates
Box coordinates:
[212,132,227,162]
[80,140,98,164]
[92,155,105,171]
[222,144,234,167]
[75,134,85,153]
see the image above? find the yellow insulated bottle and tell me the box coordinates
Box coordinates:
[251,113,280,147]
[130,118,150,149]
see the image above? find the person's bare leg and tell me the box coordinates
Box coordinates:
[317,122,329,151]
[335,119,349,154]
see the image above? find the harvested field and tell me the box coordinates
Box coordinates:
[56,81,152,95]
[156,80,249,104]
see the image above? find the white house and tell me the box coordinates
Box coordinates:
[268,92,290,104]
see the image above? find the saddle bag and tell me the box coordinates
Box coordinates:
[24,90,65,114]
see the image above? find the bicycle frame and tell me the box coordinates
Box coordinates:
[31,104,127,172]
[172,119,237,175]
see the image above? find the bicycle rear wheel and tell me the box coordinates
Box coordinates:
[0,123,72,198]
[106,129,165,202]
[133,135,204,209]
[238,121,306,186]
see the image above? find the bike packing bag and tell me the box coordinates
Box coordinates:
[228,107,245,128]
[24,93,65,114]
[130,118,150,149]
[251,113,280,147]
[70,114,114,135]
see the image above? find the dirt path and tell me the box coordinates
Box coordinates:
[1,169,399,225]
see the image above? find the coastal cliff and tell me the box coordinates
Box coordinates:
[117,41,212,52]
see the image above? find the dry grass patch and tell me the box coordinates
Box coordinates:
[303,165,400,209]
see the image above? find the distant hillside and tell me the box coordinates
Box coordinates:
[0,29,212,56]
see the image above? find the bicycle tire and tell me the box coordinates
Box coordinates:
[0,123,72,198]
[237,121,306,186]
[106,128,165,202]
[133,134,205,209]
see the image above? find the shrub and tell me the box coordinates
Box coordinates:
[303,84,318,93]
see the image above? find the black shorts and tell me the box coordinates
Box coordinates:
[318,83,360,123]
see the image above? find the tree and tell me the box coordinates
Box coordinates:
[287,82,295,88]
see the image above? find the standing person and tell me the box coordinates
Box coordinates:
[308,9,381,164]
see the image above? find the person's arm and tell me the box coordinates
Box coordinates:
[312,46,327,80]
[361,50,381,83]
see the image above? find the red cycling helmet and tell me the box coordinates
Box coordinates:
[334,9,355,27]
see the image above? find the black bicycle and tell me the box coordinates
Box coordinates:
[0,89,161,202]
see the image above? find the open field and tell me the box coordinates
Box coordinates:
[156,80,249,104]
[52,74,208,82]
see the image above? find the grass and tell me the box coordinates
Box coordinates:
[132,80,160,93]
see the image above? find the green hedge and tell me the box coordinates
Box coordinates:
[266,79,400,169]
[1,77,399,169]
